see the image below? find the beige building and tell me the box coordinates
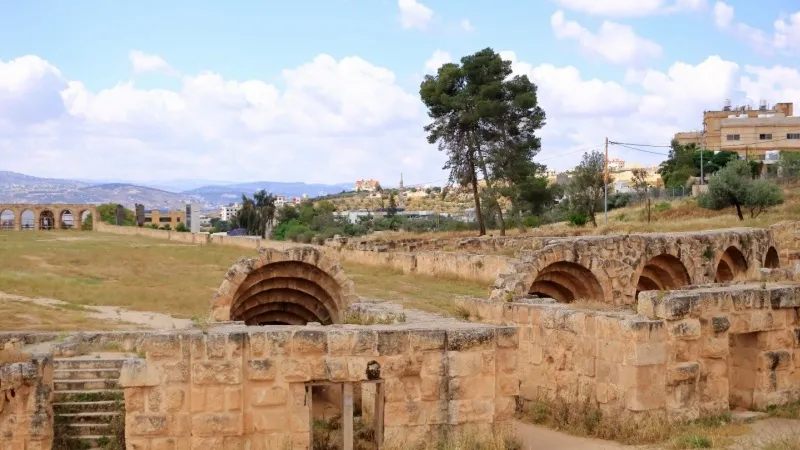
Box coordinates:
[675,101,800,159]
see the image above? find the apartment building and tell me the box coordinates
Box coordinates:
[675,101,800,159]
[143,209,185,228]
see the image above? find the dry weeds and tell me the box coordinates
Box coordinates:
[520,397,749,448]
[0,298,130,331]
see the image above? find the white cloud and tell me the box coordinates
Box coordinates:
[461,19,474,32]
[2,48,800,185]
[0,53,440,184]
[550,11,662,65]
[554,0,706,17]
[398,0,433,30]
[423,50,452,74]
[713,1,800,55]
[128,50,178,76]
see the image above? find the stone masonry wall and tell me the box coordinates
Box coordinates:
[454,298,664,416]
[491,227,784,305]
[770,221,800,269]
[0,355,54,449]
[120,324,519,449]
[638,284,800,421]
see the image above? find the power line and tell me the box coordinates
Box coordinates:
[608,141,671,148]
[611,143,669,156]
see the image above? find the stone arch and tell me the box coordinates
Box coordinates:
[635,254,691,298]
[60,209,75,229]
[764,246,780,269]
[0,209,14,230]
[715,246,748,282]
[78,210,92,230]
[211,246,357,325]
[38,210,55,230]
[21,210,35,230]
[528,261,604,303]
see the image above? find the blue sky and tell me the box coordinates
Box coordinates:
[0,0,798,186]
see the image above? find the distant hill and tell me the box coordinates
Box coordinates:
[0,171,353,209]
[181,181,353,205]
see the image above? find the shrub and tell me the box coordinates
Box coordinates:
[567,212,588,227]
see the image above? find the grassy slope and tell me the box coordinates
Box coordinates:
[0,232,487,320]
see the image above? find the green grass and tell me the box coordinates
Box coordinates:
[0,231,486,321]
[340,263,488,315]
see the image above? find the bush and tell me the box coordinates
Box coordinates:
[567,212,588,227]
[175,222,189,232]
[654,201,672,212]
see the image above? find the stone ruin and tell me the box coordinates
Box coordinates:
[2,222,800,449]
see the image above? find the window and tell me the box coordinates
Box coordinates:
[159,217,172,223]
[726,134,740,141]
[759,133,772,140]
[788,133,800,140]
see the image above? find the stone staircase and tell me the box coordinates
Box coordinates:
[53,356,128,448]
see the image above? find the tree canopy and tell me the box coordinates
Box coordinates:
[566,151,611,227]
[419,47,546,236]
[697,160,784,220]
[658,139,739,188]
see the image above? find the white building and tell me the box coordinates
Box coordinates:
[220,203,241,221]
[608,158,625,172]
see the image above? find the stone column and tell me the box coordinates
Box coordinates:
[33,209,40,231]
[55,211,62,230]
[13,207,21,231]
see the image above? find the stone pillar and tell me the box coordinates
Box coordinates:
[13,207,21,231]
[33,209,40,231]
[92,207,99,231]
[55,211,62,230]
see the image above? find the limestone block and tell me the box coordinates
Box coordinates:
[384,400,425,426]
[447,398,494,424]
[448,376,495,400]
[191,437,225,450]
[667,362,700,385]
[129,413,170,436]
[191,362,241,385]
[252,386,287,407]
[120,359,161,388]
[247,330,292,358]
[377,330,410,356]
[409,329,447,351]
[494,396,516,421]
[382,354,422,378]
[446,352,483,378]
[205,334,228,360]
[143,334,183,360]
[125,388,146,413]
[280,358,311,382]
[190,412,242,437]
[495,327,519,348]
[625,342,667,366]
[446,329,495,352]
[700,337,728,359]
[165,388,186,412]
[668,319,702,340]
[625,384,666,411]
[497,374,520,397]
[323,356,349,381]
[290,330,327,355]
[420,375,446,400]
[164,362,189,384]
[246,359,276,381]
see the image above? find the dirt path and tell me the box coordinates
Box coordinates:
[515,421,632,450]
[0,291,192,330]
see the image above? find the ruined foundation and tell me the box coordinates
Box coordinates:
[2,222,800,448]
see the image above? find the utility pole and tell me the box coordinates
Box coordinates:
[700,148,704,185]
[604,137,609,226]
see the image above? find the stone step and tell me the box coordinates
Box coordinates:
[55,390,124,403]
[54,401,123,414]
[54,368,121,380]
[65,423,111,437]
[58,412,120,425]
[55,378,119,391]
[63,435,119,448]
[54,358,128,370]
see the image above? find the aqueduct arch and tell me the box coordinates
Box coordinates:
[211,246,357,325]
[715,246,749,282]
[0,204,97,231]
[764,246,780,269]
[528,261,604,303]
[635,254,692,299]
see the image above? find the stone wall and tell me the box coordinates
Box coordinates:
[0,355,54,449]
[457,282,800,422]
[96,223,301,251]
[0,203,97,231]
[770,221,800,269]
[638,284,800,420]
[491,227,788,305]
[120,324,518,449]
[334,249,513,284]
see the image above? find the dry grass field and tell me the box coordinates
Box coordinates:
[0,232,487,327]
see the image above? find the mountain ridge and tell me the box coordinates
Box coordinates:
[0,171,354,208]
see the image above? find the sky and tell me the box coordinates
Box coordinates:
[1,0,799,188]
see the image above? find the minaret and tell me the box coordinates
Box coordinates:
[398,173,405,209]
